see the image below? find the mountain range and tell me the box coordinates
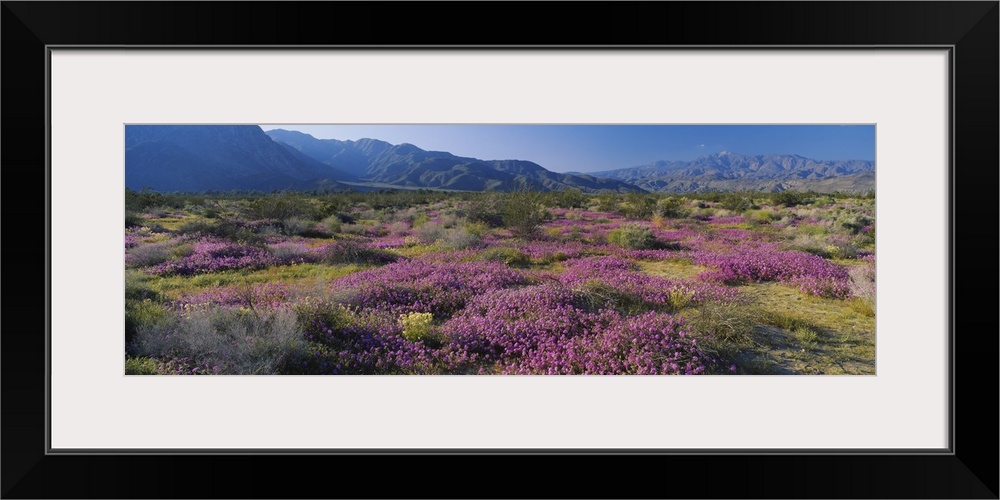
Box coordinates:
[125,125,349,192]
[583,152,875,193]
[264,129,639,193]
[125,125,874,194]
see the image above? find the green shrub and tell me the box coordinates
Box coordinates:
[655,197,687,218]
[772,191,811,207]
[388,221,410,235]
[339,223,367,235]
[502,190,548,238]
[320,240,398,265]
[544,227,564,240]
[415,221,444,243]
[126,241,193,268]
[690,208,716,221]
[125,357,159,375]
[125,188,166,212]
[748,209,778,225]
[464,194,506,228]
[536,251,571,265]
[125,212,145,228]
[177,219,212,235]
[594,194,620,213]
[294,301,356,334]
[281,217,315,236]
[720,192,754,212]
[334,212,356,224]
[146,206,171,218]
[178,217,267,245]
[796,224,828,236]
[436,226,481,250]
[125,270,161,300]
[607,224,656,250]
[244,192,317,220]
[839,214,874,234]
[825,243,858,260]
[618,192,657,220]
[549,188,587,209]
[124,271,167,346]
[463,221,488,237]
[478,247,531,267]
[357,208,380,220]
[789,235,832,258]
[439,214,460,228]
[125,299,167,347]
[411,214,431,228]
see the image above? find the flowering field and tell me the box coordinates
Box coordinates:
[124,189,875,375]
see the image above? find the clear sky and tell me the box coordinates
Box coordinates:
[261,125,875,173]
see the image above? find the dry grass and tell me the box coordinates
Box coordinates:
[131,307,305,375]
[739,282,875,374]
[635,259,705,280]
[678,281,875,374]
[149,263,369,298]
[145,214,202,231]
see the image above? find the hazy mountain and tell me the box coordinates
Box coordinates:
[586,152,875,193]
[126,128,869,195]
[613,171,876,194]
[125,125,351,192]
[265,129,641,193]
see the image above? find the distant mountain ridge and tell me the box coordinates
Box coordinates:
[125,125,350,192]
[584,151,875,193]
[125,126,873,194]
[265,129,640,193]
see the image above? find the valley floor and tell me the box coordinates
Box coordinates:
[124,190,875,375]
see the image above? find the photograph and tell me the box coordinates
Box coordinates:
[3,0,994,496]
[124,124,876,376]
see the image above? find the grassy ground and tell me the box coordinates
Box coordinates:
[636,259,706,280]
[141,263,370,299]
[637,256,875,375]
[735,283,875,374]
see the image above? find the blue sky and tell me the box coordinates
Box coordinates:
[262,125,875,173]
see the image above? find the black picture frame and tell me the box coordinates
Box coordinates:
[3,2,996,498]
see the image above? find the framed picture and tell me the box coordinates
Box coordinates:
[4,2,996,498]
